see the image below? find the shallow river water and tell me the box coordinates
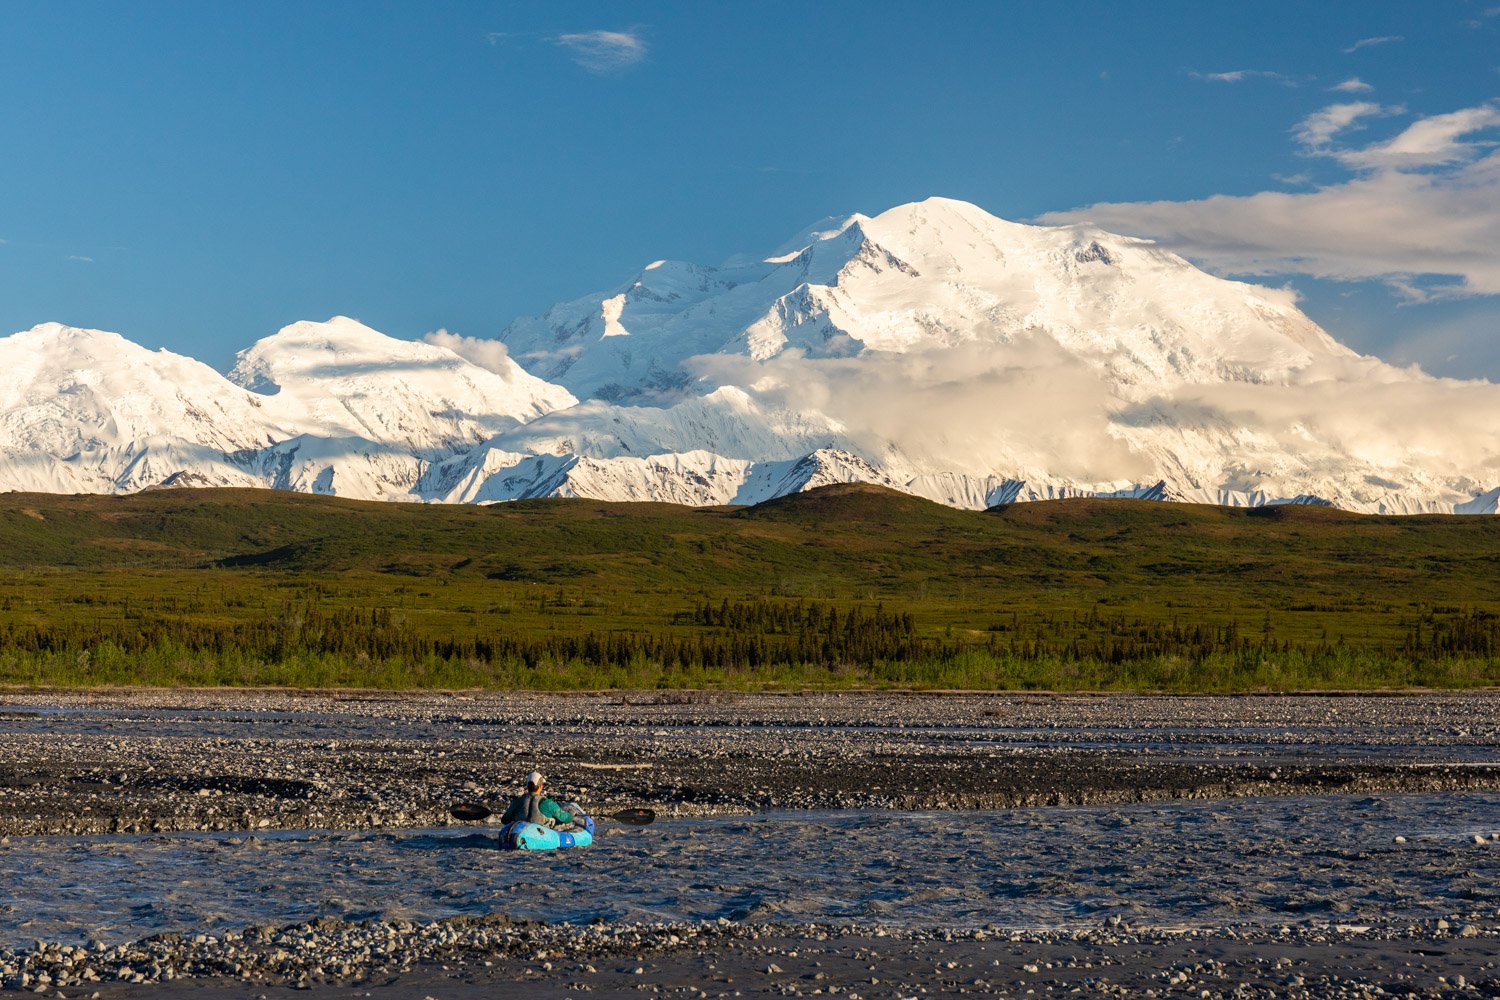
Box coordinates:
[4,793,1498,949]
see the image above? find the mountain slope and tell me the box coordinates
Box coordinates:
[1,484,1497,690]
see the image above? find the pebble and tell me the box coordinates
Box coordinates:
[1,913,1495,992]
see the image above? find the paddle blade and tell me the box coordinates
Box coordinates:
[608,808,656,826]
[450,802,492,822]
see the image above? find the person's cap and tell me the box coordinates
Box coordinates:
[524,771,544,788]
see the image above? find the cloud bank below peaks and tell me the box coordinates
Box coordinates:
[682,327,1499,500]
[687,339,1161,486]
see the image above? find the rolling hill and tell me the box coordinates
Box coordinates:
[0,486,1494,691]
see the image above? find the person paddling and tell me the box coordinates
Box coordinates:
[501,771,582,830]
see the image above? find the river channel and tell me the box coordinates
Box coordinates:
[4,792,1498,950]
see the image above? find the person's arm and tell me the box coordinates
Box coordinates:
[540,798,574,825]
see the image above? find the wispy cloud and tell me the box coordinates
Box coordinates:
[1343,35,1403,54]
[66,255,93,263]
[1292,101,1398,152]
[1331,77,1374,93]
[555,29,647,73]
[1334,103,1500,170]
[1040,101,1500,300]
[1187,69,1290,84]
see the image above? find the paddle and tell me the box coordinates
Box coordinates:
[449,802,655,825]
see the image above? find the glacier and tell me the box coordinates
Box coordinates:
[1,198,1497,513]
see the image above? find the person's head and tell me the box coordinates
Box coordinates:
[524,770,544,793]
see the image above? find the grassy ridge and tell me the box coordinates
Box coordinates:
[0,485,1496,691]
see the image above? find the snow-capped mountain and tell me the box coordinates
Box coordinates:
[229,317,575,450]
[499,198,1347,404]
[0,317,575,498]
[1,198,1497,512]
[0,323,281,494]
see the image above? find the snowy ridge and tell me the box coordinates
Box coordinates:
[1,200,1497,513]
[229,316,576,451]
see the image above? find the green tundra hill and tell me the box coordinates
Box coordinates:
[0,484,1495,691]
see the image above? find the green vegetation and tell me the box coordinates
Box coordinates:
[0,484,1496,691]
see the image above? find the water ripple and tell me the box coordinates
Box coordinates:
[3,792,1498,947]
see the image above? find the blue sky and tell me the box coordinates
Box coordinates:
[2,2,1497,376]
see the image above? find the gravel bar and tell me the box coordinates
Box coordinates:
[1,689,1498,837]
[5,912,1499,997]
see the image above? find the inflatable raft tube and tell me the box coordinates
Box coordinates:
[499,815,595,851]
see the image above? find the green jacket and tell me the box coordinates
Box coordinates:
[501,792,575,828]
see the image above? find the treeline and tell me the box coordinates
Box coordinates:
[674,600,926,664]
[1402,608,1497,657]
[0,599,1494,690]
[0,600,939,673]
[988,607,1499,663]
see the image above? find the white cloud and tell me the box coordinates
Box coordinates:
[555,30,646,73]
[1343,35,1404,53]
[1331,77,1374,93]
[1336,104,1500,169]
[1293,101,1393,150]
[1041,101,1500,300]
[66,255,93,263]
[688,341,1154,482]
[423,330,521,376]
[1188,69,1289,84]
[678,333,1500,498]
[1116,359,1500,490]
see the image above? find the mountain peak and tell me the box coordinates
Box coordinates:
[242,316,410,363]
[0,323,229,387]
[226,317,575,450]
[11,322,141,356]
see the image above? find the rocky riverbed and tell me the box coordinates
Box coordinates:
[5,913,1500,997]
[3,689,1499,997]
[1,689,1498,837]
